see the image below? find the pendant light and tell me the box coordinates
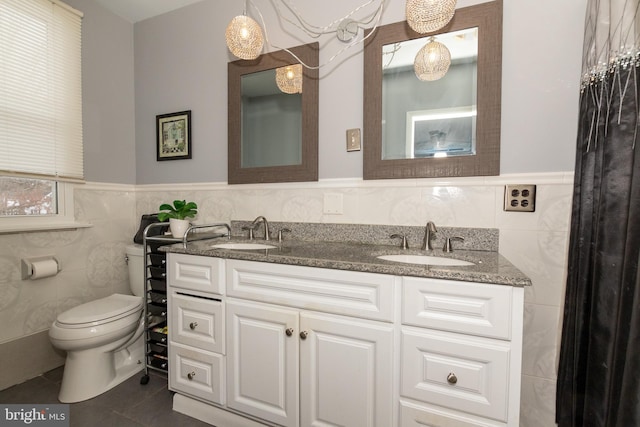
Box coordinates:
[224,0,385,68]
[405,0,457,34]
[225,1,264,60]
[276,64,303,94]
[414,36,451,81]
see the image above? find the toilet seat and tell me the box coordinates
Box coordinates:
[57,294,143,328]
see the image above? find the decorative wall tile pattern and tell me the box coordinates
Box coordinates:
[0,174,573,426]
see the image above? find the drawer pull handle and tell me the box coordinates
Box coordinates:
[189,322,198,330]
[286,328,294,337]
[187,372,196,380]
[300,331,308,340]
[447,372,458,385]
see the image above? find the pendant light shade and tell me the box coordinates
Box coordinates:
[276,64,303,94]
[405,0,457,34]
[414,37,451,81]
[225,15,264,60]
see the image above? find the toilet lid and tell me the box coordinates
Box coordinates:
[57,294,143,327]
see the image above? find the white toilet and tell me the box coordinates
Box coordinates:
[49,244,146,403]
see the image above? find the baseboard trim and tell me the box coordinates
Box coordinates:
[0,330,65,391]
[173,393,270,427]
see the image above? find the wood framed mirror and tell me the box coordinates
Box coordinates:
[228,42,319,184]
[363,0,502,179]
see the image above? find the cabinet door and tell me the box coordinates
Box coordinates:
[170,342,225,405]
[399,399,504,427]
[226,299,300,427]
[401,327,510,422]
[168,253,225,295]
[300,312,394,427]
[170,292,224,353]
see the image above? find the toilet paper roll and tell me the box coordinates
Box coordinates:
[30,259,59,280]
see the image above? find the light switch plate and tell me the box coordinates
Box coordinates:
[346,128,361,151]
[323,193,343,214]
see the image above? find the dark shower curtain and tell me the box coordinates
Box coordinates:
[555,1,640,424]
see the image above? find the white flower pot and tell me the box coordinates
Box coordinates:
[169,218,191,238]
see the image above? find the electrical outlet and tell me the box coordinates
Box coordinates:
[346,128,361,151]
[504,185,536,212]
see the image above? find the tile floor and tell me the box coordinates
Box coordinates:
[0,367,211,426]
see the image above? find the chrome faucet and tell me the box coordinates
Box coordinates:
[422,221,437,250]
[251,216,270,241]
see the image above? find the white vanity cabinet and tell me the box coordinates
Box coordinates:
[399,277,524,427]
[226,260,396,427]
[167,253,525,427]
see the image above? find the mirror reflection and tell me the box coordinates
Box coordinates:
[228,42,319,185]
[363,0,502,180]
[382,28,478,160]
[241,69,302,168]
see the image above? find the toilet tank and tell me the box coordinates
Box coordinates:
[125,244,145,297]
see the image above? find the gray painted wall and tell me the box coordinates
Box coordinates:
[132,0,585,184]
[64,0,136,184]
[68,0,584,185]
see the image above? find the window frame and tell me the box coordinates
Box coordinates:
[0,181,91,234]
[0,0,88,234]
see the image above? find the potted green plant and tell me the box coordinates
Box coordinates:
[157,200,198,238]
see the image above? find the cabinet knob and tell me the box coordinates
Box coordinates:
[189,322,198,330]
[187,372,195,380]
[447,372,458,385]
[300,331,308,340]
[285,328,294,337]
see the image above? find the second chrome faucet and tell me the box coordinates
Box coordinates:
[251,216,270,241]
[422,221,437,250]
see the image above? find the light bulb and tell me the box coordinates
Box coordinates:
[276,64,303,94]
[405,0,457,34]
[225,15,264,60]
[414,37,451,81]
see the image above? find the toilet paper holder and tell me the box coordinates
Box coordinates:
[21,256,62,280]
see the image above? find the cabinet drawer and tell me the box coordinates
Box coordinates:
[170,292,224,354]
[226,260,396,322]
[402,277,512,340]
[401,328,510,422]
[399,399,504,427]
[169,342,225,405]
[168,253,224,295]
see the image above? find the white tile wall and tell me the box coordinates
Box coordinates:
[0,173,572,425]
[0,185,137,345]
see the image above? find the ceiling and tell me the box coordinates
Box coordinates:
[92,0,205,23]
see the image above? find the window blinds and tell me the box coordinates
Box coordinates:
[0,0,83,182]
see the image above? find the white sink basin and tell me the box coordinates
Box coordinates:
[377,254,474,266]
[211,242,277,250]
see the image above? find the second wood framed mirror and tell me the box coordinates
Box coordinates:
[363,0,502,179]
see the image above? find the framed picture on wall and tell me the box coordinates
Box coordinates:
[156,110,191,161]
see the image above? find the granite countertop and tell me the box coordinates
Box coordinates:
[163,237,531,287]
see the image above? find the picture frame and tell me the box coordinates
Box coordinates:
[156,110,191,161]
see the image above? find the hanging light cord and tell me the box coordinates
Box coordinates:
[274,0,383,38]
[247,0,386,70]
